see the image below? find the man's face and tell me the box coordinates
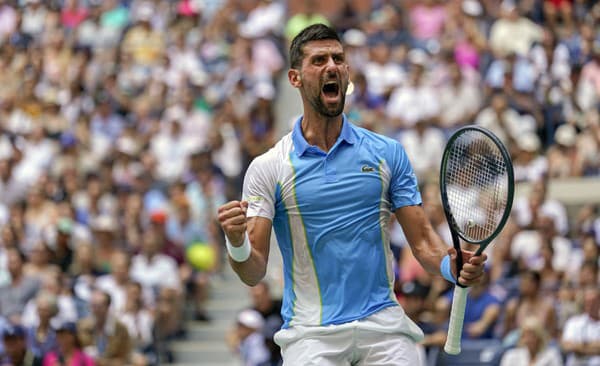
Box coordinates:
[90,292,109,319]
[3,336,25,359]
[296,39,349,118]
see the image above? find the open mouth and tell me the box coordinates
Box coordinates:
[322,81,340,99]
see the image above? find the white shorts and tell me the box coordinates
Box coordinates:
[274,306,426,366]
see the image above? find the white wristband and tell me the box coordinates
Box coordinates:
[226,233,252,262]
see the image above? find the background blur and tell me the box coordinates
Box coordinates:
[0,0,598,365]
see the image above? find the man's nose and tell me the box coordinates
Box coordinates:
[324,57,338,75]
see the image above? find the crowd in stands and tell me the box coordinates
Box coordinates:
[0,0,597,365]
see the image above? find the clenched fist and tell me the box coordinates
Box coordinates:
[217,200,249,246]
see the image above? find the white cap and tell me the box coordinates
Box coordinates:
[554,124,577,147]
[517,133,540,152]
[91,215,118,232]
[254,82,275,101]
[462,0,483,17]
[237,309,264,329]
[344,29,367,47]
[116,137,139,155]
[408,49,428,66]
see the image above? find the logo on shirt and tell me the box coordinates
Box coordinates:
[361,165,375,173]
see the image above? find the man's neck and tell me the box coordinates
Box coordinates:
[300,113,343,152]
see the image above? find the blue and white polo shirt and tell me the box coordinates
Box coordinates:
[243,114,422,328]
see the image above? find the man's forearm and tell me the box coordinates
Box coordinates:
[230,249,268,286]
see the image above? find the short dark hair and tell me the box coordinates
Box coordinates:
[289,23,341,69]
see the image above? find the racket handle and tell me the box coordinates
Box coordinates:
[444,286,470,355]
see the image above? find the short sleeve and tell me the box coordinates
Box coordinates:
[242,154,277,220]
[561,317,582,343]
[389,142,422,210]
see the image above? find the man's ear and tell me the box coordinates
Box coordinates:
[288,69,302,88]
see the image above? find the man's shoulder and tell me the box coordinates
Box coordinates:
[350,124,401,152]
[249,133,294,167]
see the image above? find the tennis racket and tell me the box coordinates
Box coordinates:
[440,126,514,355]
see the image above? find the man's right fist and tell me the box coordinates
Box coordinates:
[217,200,249,246]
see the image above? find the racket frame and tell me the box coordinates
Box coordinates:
[439,125,514,355]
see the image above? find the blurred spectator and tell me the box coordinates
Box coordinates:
[1,322,42,366]
[95,251,145,315]
[503,271,558,342]
[386,49,439,130]
[398,120,445,183]
[436,60,482,129]
[0,0,597,363]
[78,290,131,366]
[284,0,329,42]
[130,229,181,296]
[23,291,58,361]
[500,316,563,366]
[440,271,501,340]
[43,320,94,366]
[0,247,40,324]
[118,282,155,366]
[489,1,543,57]
[227,309,269,366]
[560,286,600,366]
[408,0,448,51]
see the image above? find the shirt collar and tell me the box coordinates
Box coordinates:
[292,114,356,156]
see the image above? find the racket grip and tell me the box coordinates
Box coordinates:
[444,286,470,355]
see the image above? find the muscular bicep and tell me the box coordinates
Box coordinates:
[247,216,273,262]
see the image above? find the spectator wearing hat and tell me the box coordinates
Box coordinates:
[52,218,75,274]
[547,124,584,178]
[500,316,563,366]
[1,323,42,366]
[512,132,549,183]
[78,289,131,366]
[147,209,185,267]
[227,309,269,366]
[89,215,119,276]
[43,321,94,366]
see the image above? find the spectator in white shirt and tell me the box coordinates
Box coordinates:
[130,229,181,299]
[386,49,439,130]
[500,316,563,366]
[561,287,600,366]
[397,120,445,183]
[489,1,543,58]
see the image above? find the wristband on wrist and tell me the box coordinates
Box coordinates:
[226,233,252,262]
[440,254,457,284]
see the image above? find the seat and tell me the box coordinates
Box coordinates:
[428,339,509,366]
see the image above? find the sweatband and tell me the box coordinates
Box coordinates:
[226,233,252,262]
[441,254,457,284]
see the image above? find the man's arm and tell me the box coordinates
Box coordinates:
[218,200,272,286]
[394,204,486,286]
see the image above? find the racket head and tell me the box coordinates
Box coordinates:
[440,126,514,248]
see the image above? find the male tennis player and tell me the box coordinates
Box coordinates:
[218,24,487,365]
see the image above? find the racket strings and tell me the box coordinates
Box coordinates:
[445,131,509,242]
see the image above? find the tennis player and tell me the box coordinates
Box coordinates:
[218,24,487,365]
